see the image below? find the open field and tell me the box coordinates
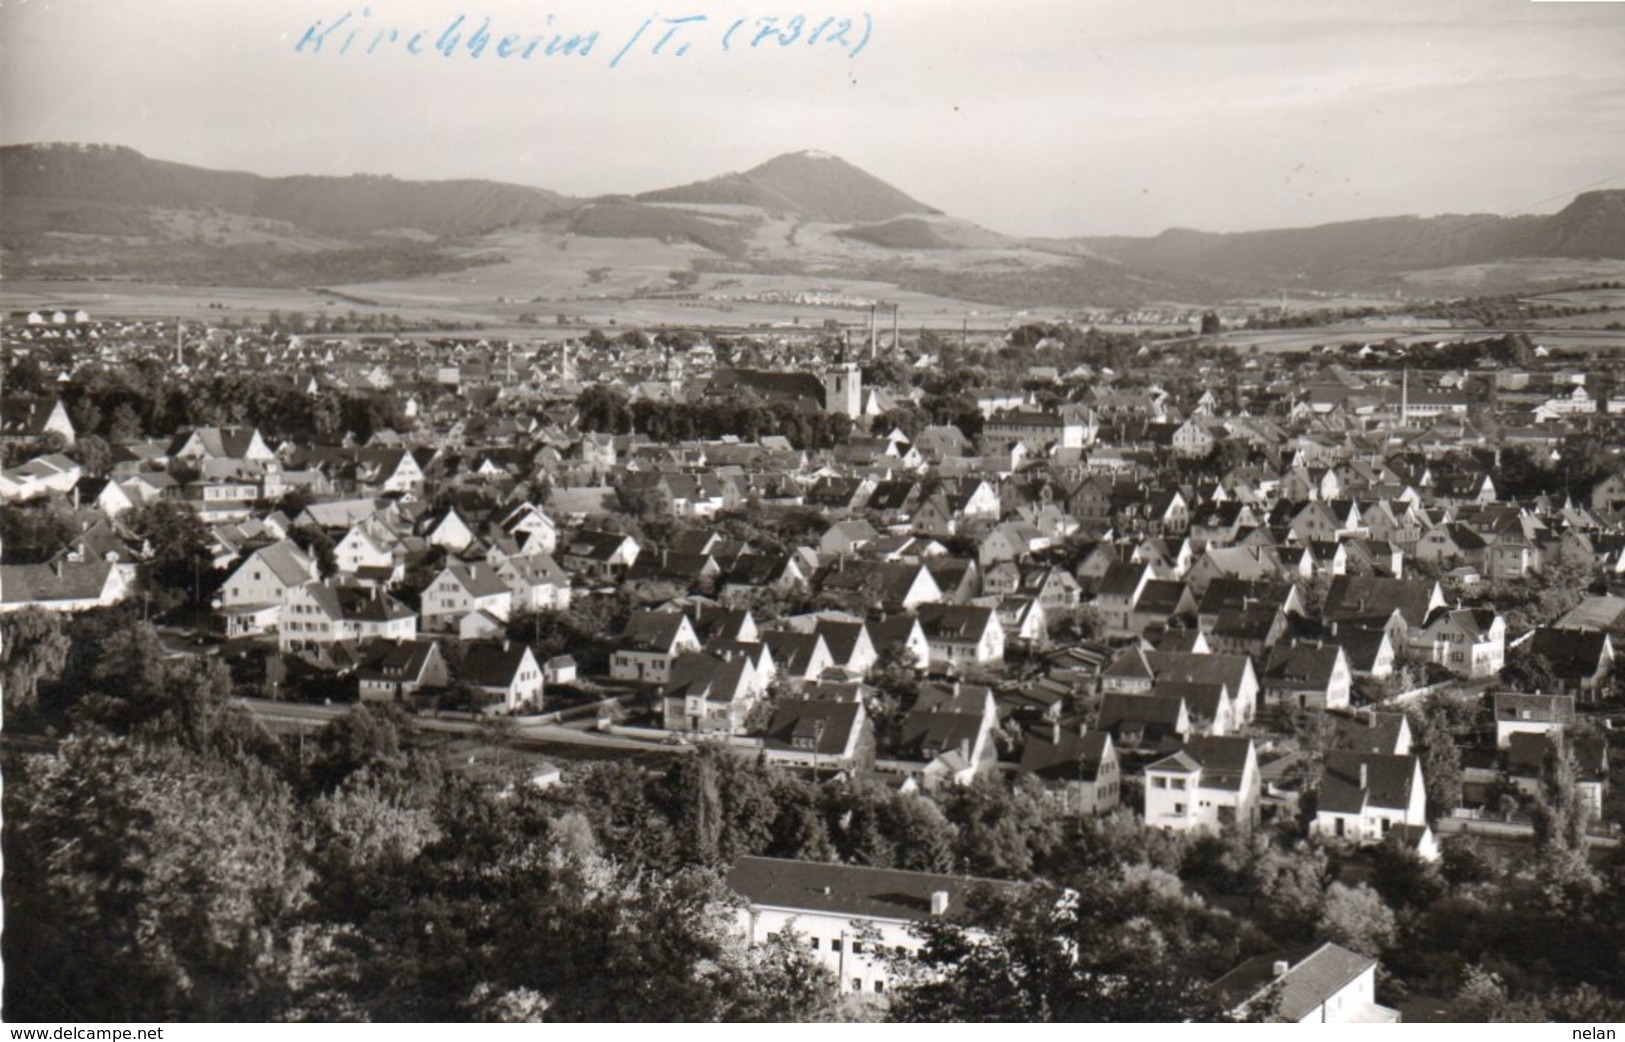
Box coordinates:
[1207,308,1625,354]
[1397,257,1625,295]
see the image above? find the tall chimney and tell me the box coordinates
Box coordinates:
[869,304,877,357]
[891,304,900,355]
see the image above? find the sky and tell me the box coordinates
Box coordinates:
[3,0,1624,236]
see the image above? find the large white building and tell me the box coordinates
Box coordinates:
[727,855,1011,999]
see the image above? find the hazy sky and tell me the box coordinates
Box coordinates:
[3,0,1623,236]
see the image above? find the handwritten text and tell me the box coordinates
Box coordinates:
[293,9,874,65]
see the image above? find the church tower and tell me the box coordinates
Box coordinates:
[824,363,863,419]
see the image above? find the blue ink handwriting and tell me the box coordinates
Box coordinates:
[294,9,873,65]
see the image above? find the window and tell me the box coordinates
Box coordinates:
[1152,777,1168,789]
[852,942,864,954]
[1173,802,1187,815]
[852,979,863,993]
[810,938,820,950]
[874,981,885,994]
[831,939,843,953]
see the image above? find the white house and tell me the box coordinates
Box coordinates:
[421,562,513,632]
[727,856,1011,999]
[1143,736,1260,832]
[459,641,545,712]
[1310,751,1428,847]
[0,559,128,614]
[279,582,417,650]
[915,603,1005,675]
[218,540,320,636]
[1216,942,1399,1023]
[611,610,701,685]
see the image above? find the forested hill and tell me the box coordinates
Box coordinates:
[1079,190,1625,285]
[0,143,572,237]
[636,150,941,223]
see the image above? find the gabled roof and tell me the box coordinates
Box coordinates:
[1324,576,1440,627]
[356,638,441,682]
[1262,643,1345,687]
[460,641,536,688]
[1319,750,1418,815]
[1327,710,1409,756]
[663,652,753,704]
[762,697,864,755]
[0,560,116,604]
[761,630,828,674]
[1213,942,1378,1023]
[438,562,511,598]
[1018,728,1114,781]
[915,602,997,642]
[621,609,693,651]
[246,540,317,588]
[1529,628,1612,678]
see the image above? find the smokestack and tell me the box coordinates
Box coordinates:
[891,304,900,355]
[869,305,877,358]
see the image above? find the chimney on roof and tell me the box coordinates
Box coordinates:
[930,890,950,916]
[1359,762,1369,790]
[1272,959,1291,979]
[502,638,511,653]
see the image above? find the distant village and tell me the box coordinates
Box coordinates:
[7,302,1625,1020]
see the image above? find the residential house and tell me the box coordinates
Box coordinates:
[279,582,417,650]
[218,539,320,636]
[611,610,702,685]
[1214,943,1399,1023]
[1493,692,1576,749]
[661,652,762,734]
[459,640,545,711]
[1018,724,1121,815]
[0,395,75,445]
[1311,751,1428,849]
[915,603,1006,675]
[896,682,1000,783]
[1420,607,1504,680]
[0,559,128,614]
[727,856,1012,998]
[421,562,513,632]
[357,639,450,703]
[0,453,82,503]
[1142,736,1261,832]
[559,529,641,583]
[1260,641,1352,711]
[1527,628,1614,699]
[495,553,572,613]
[760,690,875,771]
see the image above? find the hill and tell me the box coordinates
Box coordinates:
[637,150,939,223]
[0,143,571,238]
[1080,192,1625,288]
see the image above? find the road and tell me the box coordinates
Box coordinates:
[233,697,677,757]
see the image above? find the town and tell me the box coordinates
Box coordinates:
[6,296,1625,1022]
